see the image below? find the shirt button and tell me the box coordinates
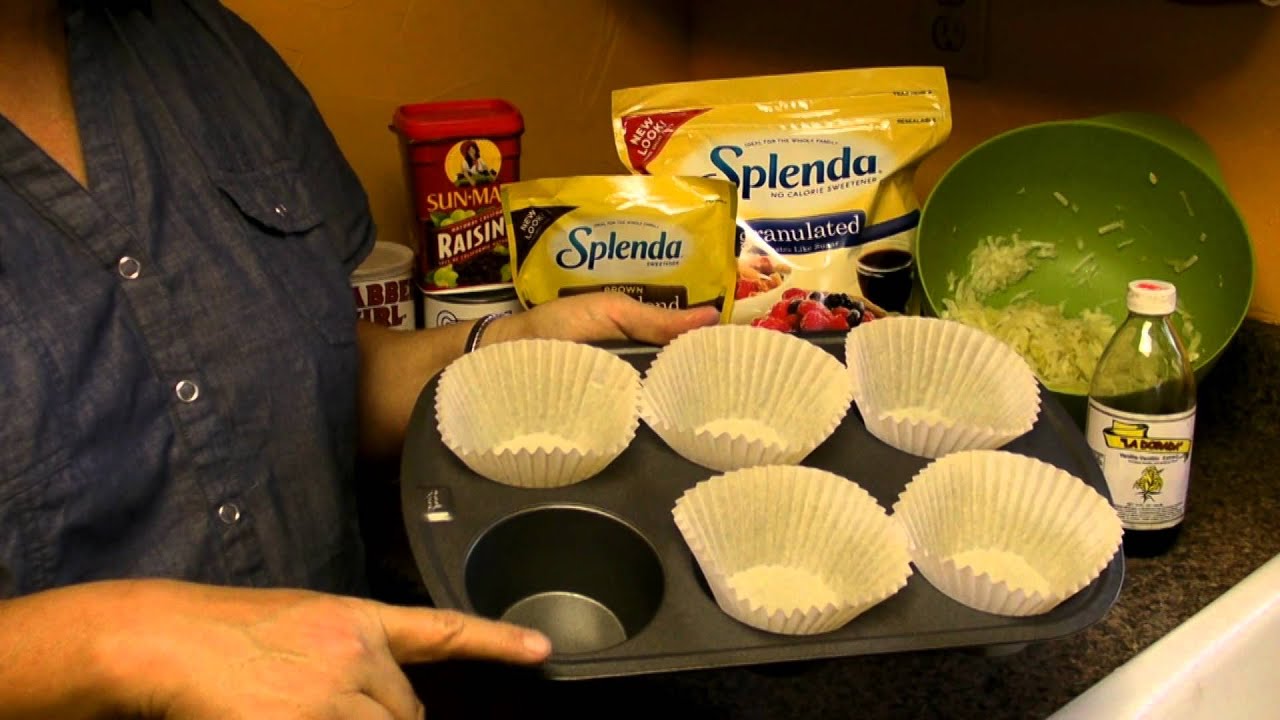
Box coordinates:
[218,503,241,525]
[273,204,289,217]
[117,256,141,280]
[175,380,200,403]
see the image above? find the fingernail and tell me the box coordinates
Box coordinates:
[523,631,552,657]
[690,306,720,323]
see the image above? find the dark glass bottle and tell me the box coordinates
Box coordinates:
[1085,280,1196,558]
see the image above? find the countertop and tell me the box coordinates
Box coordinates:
[356,318,1280,720]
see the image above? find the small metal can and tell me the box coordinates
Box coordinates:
[351,242,417,331]
[422,287,523,328]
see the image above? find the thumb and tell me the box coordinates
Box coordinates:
[376,604,552,665]
[615,304,721,346]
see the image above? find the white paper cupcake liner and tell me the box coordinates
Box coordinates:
[435,338,641,488]
[893,449,1123,617]
[641,325,852,472]
[845,316,1041,458]
[673,465,912,634]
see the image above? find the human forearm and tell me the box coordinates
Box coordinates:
[0,580,156,720]
[355,315,531,459]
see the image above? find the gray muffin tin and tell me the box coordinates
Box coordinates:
[400,334,1124,680]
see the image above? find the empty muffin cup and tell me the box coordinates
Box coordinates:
[845,315,1041,459]
[466,506,664,655]
[673,465,913,635]
[892,449,1123,617]
[436,338,641,488]
[641,325,852,472]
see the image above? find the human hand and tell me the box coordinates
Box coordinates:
[486,291,721,348]
[113,581,549,719]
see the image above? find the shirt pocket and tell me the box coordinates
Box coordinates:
[212,164,358,346]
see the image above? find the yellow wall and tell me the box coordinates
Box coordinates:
[228,0,1279,322]
[223,0,688,248]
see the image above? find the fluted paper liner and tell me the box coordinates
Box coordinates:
[845,316,1041,458]
[641,325,852,472]
[893,450,1123,617]
[436,338,641,488]
[673,465,912,635]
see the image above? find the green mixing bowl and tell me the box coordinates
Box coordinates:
[917,113,1255,424]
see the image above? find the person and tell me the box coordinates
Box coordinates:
[0,2,719,718]
[456,139,496,185]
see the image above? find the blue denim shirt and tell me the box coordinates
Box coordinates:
[0,1,375,597]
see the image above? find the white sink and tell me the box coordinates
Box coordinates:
[1050,552,1280,720]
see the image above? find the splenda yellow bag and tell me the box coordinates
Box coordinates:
[612,67,951,325]
[503,175,738,318]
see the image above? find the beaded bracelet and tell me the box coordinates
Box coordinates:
[464,313,503,354]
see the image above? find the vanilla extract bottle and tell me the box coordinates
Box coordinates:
[1085,280,1197,558]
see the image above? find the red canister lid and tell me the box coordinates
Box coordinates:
[391,99,524,143]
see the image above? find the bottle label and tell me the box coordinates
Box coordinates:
[1086,400,1195,531]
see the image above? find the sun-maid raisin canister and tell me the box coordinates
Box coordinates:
[391,99,524,294]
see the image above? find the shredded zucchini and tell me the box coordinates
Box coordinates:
[941,232,1204,394]
[954,234,1057,300]
[1097,220,1125,236]
[943,296,1117,394]
[1073,269,1099,288]
[1167,254,1199,274]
